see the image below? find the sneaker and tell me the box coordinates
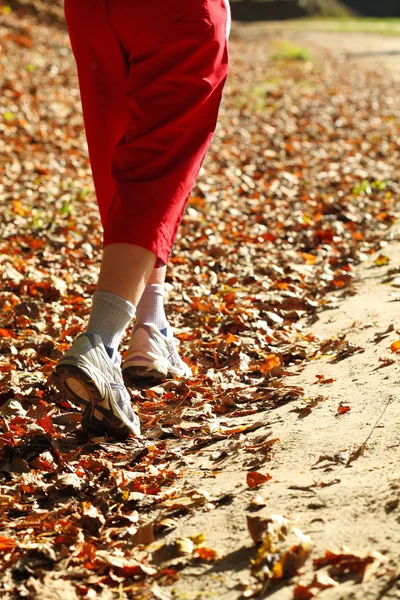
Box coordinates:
[122,323,192,384]
[52,333,141,439]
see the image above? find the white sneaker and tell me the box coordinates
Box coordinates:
[122,323,192,384]
[53,333,141,439]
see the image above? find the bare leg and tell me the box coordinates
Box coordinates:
[97,244,157,306]
[147,264,167,286]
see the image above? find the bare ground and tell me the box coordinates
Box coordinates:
[232,23,400,82]
[164,27,400,600]
[167,232,400,600]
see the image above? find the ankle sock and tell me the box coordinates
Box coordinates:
[136,283,169,333]
[86,290,135,355]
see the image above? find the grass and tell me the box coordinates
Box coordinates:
[271,40,313,61]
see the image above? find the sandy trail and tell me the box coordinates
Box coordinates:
[294,31,400,82]
[166,233,400,600]
[233,21,400,81]
[165,26,400,600]
[232,23,400,82]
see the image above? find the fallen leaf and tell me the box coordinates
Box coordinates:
[130,523,155,546]
[293,573,338,599]
[249,494,268,508]
[375,254,390,266]
[247,471,272,488]
[80,502,106,536]
[377,357,396,368]
[189,532,206,546]
[0,536,18,551]
[314,375,336,385]
[271,529,313,579]
[193,547,220,561]
[313,548,387,582]
[247,513,292,545]
[390,340,400,352]
[260,354,281,373]
[247,515,312,588]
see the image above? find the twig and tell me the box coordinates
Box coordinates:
[346,394,394,467]
[319,395,394,486]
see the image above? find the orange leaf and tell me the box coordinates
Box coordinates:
[0,328,15,339]
[260,354,281,373]
[337,405,351,415]
[332,275,352,288]
[314,375,336,385]
[390,340,400,353]
[302,253,317,265]
[0,364,16,372]
[0,536,17,551]
[225,333,238,345]
[313,549,375,572]
[77,542,97,560]
[246,471,272,488]
[190,297,211,312]
[36,415,55,436]
[193,547,219,561]
[13,200,26,216]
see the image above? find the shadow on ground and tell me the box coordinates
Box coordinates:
[346,49,400,57]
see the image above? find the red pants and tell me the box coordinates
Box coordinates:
[65,0,230,267]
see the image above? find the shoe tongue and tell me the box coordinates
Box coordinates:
[104,345,121,365]
[160,326,174,340]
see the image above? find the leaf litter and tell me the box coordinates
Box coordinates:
[1,3,400,599]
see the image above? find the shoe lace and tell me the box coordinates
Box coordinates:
[113,353,122,368]
[171,336,181,347]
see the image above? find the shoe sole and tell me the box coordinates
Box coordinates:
[123,364,173,386]
[52,364,140,439]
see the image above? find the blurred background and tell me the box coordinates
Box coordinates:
[2,0,400,24]
[230,0,400,21]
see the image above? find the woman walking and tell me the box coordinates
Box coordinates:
[53,0,230,439]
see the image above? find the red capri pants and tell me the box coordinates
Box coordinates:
[64,0,230,267]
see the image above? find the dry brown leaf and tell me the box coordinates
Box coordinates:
[130,523,155,546]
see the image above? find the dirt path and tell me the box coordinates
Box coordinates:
[289,30,400,82]
[160,227,400,599]
[168,235,400,600]
[233,24,400,82]
[166,26,400,600]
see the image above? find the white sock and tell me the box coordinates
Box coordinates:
[86,291,135,357]
[135,284,169,334]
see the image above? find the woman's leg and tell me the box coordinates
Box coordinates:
[110,0,230,381]
[97,244,156,307]
[55,0,230,437]
[55,0,155,438]
[64,0,157,307]
[135,266,169,334]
